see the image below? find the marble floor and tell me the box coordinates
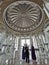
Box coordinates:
[14,59,49,65]
[19,62,48,65]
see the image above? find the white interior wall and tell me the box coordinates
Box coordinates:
[43,1,49,18]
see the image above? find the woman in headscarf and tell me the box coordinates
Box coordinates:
[24,44,29,63]
[31,44,36,63]
[22,46,25,60]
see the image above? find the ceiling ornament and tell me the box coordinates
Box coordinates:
[44,19,49,29]
[3,1,44,34]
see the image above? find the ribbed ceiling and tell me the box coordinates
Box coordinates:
[3,1,44,34]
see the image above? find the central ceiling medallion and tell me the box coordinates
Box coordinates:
[3,1,44,33]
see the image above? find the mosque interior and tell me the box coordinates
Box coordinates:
[0,0,49,65]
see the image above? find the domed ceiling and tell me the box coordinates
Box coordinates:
[3,1,44,34]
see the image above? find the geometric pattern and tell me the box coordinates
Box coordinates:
[3,1,44,33]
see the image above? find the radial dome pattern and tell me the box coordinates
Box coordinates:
[3,1,44,33]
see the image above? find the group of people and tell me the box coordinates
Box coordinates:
[22,44,36,63]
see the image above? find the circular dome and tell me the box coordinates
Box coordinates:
[3,1,44,33]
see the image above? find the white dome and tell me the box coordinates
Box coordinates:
[3,1,44,33]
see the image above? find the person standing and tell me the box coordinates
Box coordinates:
[25,44,29,63]
[22,46,25,60]
[31,44,36,63]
